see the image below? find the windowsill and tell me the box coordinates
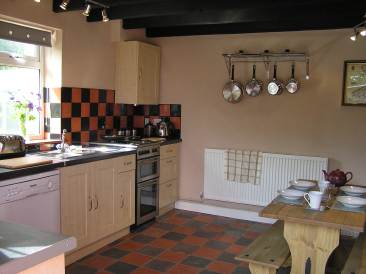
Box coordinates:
[25,139,61,145]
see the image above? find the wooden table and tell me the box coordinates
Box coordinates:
[260,200,366,274]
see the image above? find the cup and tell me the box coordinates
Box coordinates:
[318,180,330,193]
[304,191,323,209]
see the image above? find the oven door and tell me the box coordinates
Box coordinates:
[136,179,159,225]
[136,156,159,183]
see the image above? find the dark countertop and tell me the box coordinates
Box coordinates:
[0,138,182,181]
[0,221,76,274]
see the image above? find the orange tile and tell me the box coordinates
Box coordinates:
[71,118,81,132]
[133,116,145,128]
[61,103,72,118]
[105,116,113,129]
[81,255,115,269]
[207,261,236,273]
[64,132,72,145]
[149,116,160,124]
[114,104,121,116]
[97,129,105,140]
[106,90,115,103]
[174,226,196,236]
[132,268,161,274]
[205,224,224,233]
[90,117,98,130]
[159,251,186,263]
[80,131,89,143]
[168,264,200,274]
[98,103,106,116]
[243,231,261,239]
[194,214,215,223]
[182,235,208,246]
[120,116,127,128]
[227,244,245,254]
[170,117,181,130]
[72,88,81,103]
[215,235,237,244]
[117,241,144,251]
[121,252,152,266]
[150,238,176,249]
[193,247,221,259]
[142,227,166,238]
[168,216,188,225]
[81,103,90,117]
[90,89,99,103]
[159,104,170,116]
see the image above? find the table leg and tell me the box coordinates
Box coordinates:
[284,221,339,274]
[249,263,276,274]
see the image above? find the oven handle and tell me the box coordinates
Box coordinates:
[137,157,159,166]
[138,179,159,188]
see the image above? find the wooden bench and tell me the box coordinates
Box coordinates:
[342,233,366,274]
[235,221,290,274]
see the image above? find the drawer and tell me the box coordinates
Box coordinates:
[117,154,136,172]
[159,180,177,209]
[160,157,177,184]
[160,144,178,159]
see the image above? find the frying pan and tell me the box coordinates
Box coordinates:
[286,64,300,93]
[267,64,283,95]
[222,64,243,103]
[245,64,262,97]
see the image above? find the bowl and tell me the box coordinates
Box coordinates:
[278,189,305,200]
[337,196,366,208]
[290,179,316,191]
[340,185,366,196]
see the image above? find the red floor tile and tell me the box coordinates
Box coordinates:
[159,250,187,263]
[193,247,221,259]
[244,231,261,239]
[142,227,166,238]
[121,252,152,266]
[117,241,145,251]
[150,238,177,249]
[215,235,238,244]
[81,255,116,269]
[182,235,209,246]
[168,216,189,225]
[132,267,161,274]
[168,263,201,274]
[194,214,215,223]
[207,261,237,273]
[175,226,196,235]
[226,244,245,254]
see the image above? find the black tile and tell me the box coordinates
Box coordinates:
[43,87,49,103]
[90,103,98,117]
[89,130,97,141]
[193,230,218,239]
[113,116,120,129]
[163,232,186,241]
[205,240,230,250]
[106,262,137,274]
[106,103,114,116]
[99,89,106,103]
[127,116,133,129]
[223,229,243,238]
[232,266,251,274]
[50,103,61,118]
[182,256,211,268]
[186,220,207,229]
[72,103,81,117]
[149,105,159,116]
[100,247,129,259]
[72,132,81,142]
[176,211,197,219]
[98,117,105,129]
[81,117,89,131]
[81,88,90,102]
[139,246,164,256]
[120,104,127,115]
[170,104,181,117]
[61,118,71,132]
[172,243,199,254]
[217,252,239,264]
[145,259,174,272]
[154,222,176,231]
[133,105,145,115]
[44,117,50,132]
[235,237,253,246]
[61,87,72,102]
[131,234,155,243]
[66,264,97,274]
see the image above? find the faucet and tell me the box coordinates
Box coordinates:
[60,129,67,153]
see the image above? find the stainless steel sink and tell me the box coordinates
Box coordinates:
[38,149,96,159]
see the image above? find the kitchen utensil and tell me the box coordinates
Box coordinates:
[267,64,283,95]
[286,63,300,93]
[340,185,366,196]
[222,64,243,103]
[306,59,310,80]
[304,191,323,210]
[132,129,137,137]
[0,156,52,169]
[0,135,26,160]
[158,121,175,137]
[125,129,131,137]
[144,122,157,137]
[117,130,125,136]
[323,169,353,187]
[337,196,366,208]
[290,179,316,191]
[318,180,330,193]
[245,64,262,97]
[278,189,305,200]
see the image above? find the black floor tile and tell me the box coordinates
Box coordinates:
[145,259,175,272]
[172,242,199,254]
[232,266,251,274]
[139,245,165,256]
[193,230,219,239]
[235,237,253,246]
[162,231,186,241]
[66,264,97,274]
[200,270,220,274]
[182,256,211,268]
[105,262,137,274]
[205,240,230,250]
[217,252,240,264]
[100,248,129,259]
[131,234,155,243]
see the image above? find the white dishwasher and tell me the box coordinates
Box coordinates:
[0,170,60,233]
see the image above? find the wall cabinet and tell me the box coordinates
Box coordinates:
[60,155,136,251]
[115,41,160,105]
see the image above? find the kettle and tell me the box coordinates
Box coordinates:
[322,169,353,187]
[144,122,157,137]
[158,121,175,137]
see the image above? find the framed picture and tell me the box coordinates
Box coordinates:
[342,60,366,106]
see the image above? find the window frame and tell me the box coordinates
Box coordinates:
[0,41,45,140]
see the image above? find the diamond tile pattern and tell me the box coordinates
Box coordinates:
[66,209,278,274]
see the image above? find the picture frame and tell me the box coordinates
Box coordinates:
[342,60,366,106]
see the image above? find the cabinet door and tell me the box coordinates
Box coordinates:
[60,163,92,250]
[91,159,116,240]
[137,43,160,105]
[160,157,177,184]
[159,180,177,209]
[115,169,135,231]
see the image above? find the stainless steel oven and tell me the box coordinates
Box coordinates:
[136,178,159,226]
[136,156,159,183]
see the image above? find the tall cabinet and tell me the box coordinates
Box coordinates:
[115,41,161,105]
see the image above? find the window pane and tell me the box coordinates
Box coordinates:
[0,38,39,59]
[0,65,41,136]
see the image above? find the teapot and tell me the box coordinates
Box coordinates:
[322,169,353,187]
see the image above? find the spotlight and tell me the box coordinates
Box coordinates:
[360,27,366,37]
[102,9,109,22]
[82,4,91,16]
[350,32,358,42]
[59,0,70,10]
[34,0,41,2]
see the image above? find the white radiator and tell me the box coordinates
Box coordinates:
[203,149,328,206]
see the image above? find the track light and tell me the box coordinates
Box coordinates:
[360,27,366,37]
[350,14,366,42]
[59,0,70,10]
[350,31,358,42]
[82,4,91,16]
[34,0,41,2]
[102,9,109,22]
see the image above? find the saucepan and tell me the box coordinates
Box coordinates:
[222,64,243,103]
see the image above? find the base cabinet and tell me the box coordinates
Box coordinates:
[159,180,177,209]
[60,155,136,252]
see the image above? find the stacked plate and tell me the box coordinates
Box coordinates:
[290,179,316,191]
[337,196,366,208]
[340,185,366,196]
[278,189,304,200]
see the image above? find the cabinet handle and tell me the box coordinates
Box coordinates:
[167,149,173,153]
[94,195,99,210]
[120,194,125,208]
[166,160,173,164]
[124,161,132,166]
[167,184,172,187]
[138,69,142,80]
[88,196,93,211]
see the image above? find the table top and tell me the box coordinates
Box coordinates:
[260,200,366,232]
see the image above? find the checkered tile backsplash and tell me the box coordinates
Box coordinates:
[44,87,181,143]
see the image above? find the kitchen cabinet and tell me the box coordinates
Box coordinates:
[159,144,179,215]
[115,41,160,105]
[60,155,136,252]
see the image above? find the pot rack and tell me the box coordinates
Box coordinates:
[223,50,310,79]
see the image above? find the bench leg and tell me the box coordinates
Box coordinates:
[249,263,276,274]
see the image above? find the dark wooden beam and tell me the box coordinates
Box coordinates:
[145,17,360,37]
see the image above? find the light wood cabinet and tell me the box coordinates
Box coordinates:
[160,157,177,184]
[159,180,177,209]
[115,41,160,105]
[60,155,136,252]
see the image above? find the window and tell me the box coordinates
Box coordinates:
[0,38,44,139]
